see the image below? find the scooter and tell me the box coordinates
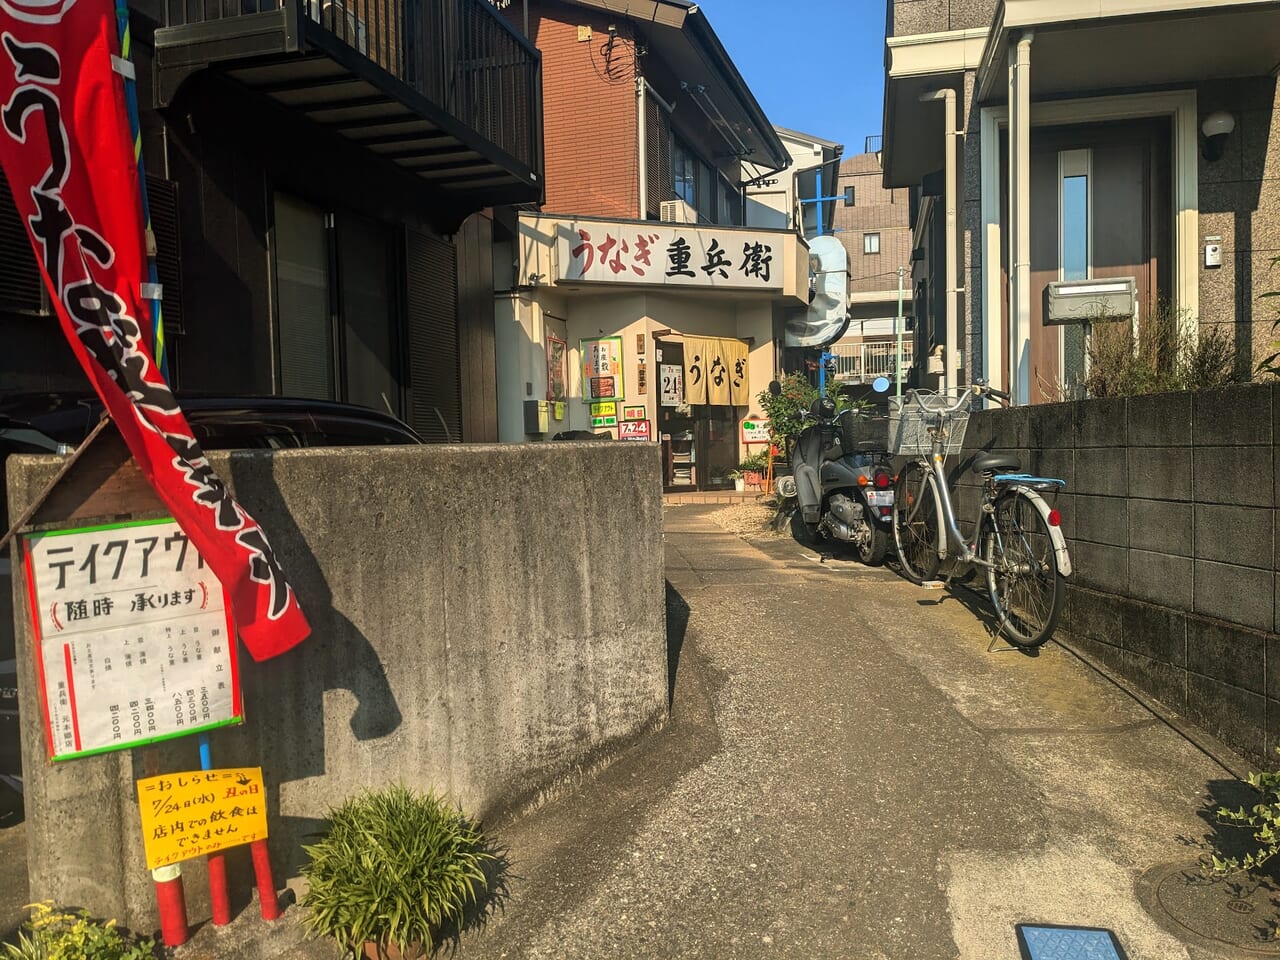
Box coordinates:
[772,377,895,565]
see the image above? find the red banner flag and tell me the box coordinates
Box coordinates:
[0,0,310,659]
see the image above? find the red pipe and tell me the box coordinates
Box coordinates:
[207,853,231,925]
[250,840,281,920]
[152,866,189,946]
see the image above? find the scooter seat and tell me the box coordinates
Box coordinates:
[971,452,1022,475]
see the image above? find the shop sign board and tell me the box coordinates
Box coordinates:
[622,405,646,420]
[581,336,624,402]
[741,418,771,444]
[619,420,652,441]
[590,401,617,418]
[558,220,782,291]
[21,518,241,760]
[137,766,268,869]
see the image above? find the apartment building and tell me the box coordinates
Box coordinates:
[831,148,914,387]
[0,0,543,442]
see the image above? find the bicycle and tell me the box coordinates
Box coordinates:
[889,383,1073,648]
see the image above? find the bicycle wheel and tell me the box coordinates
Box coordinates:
[982,490,1064,648]
[892,461,941,584]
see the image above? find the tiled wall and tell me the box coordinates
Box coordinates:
[953,383,1280,764]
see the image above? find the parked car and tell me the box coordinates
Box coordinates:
[0,394,423,803]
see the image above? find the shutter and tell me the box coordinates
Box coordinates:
[0,175,46,313]
[404,228,461,443]
[145,174,184,338]
[646,95,672,218]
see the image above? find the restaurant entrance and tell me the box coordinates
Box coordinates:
[656,339,741,492]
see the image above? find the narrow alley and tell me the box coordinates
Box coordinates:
[441,504,1265,959]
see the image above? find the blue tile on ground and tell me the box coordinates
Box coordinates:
[1016,924,1127,960]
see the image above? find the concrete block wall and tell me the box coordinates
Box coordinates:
[8,442,666,930]
[954,382,1280,765]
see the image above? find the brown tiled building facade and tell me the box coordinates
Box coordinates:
[833,152,912,296]
[534,8,640,220]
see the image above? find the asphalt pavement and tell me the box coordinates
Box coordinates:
[2,503,1275,959]
[450,504,1272,959]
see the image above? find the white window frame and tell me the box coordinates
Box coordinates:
[979,90,1198,393]
[864,232,881,255]
[1058,148,1092,392]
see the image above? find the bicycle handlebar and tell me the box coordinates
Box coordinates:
[904,381,1011,414]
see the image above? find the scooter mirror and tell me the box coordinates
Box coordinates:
[767,380,782,396]
[871,376,891,393]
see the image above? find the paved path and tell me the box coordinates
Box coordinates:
[455,504,1262,959]
[3,505,1265,958]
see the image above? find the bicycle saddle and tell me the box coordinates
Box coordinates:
[971,452,1022,474]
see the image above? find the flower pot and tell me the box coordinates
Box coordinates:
[363,941,425,960]
[733,478,745,492]
[743,470,763,489]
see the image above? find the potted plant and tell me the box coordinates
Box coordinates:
[302,783,494,959]
[737,451,769,489]
[727,469,745,492]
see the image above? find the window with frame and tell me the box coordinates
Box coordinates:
[274,193,401,414]
[864,232,881,255]
[669,136,741,226]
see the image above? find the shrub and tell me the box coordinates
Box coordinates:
[1083,300,1239,398]
[302,784,493,957]
[2,902,156,960]
[756,373,817,452]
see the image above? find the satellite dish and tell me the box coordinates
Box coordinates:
[785,235,849,348]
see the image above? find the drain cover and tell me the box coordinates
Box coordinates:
[1016,924,1126,960]
[1137,861,1280,955]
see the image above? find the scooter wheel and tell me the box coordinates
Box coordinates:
[789,509,820,547]
[855,523,889,566]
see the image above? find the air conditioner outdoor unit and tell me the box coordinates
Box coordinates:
[659,199,697,224]
[310,0,368,54]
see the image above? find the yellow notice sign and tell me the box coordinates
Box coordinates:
[137,767,268,869]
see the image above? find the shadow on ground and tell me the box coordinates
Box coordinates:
[666,583,690,709]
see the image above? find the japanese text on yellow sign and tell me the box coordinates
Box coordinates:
[137,766,268,869]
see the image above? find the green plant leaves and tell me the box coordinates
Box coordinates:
[2,903,156,960]
[301,783,495,954]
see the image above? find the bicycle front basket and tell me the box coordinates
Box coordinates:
[838,410,890,453]
[888,394,970,456]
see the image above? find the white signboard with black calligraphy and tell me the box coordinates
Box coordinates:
[22,518,241,760]
[557,221,782,290]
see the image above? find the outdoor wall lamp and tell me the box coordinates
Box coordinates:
[1201,111,1236,162]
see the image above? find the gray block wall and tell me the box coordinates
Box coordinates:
[7,442,667,931]
[955,383,1280,764]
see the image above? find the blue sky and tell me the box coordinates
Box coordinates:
[695,0,887,157]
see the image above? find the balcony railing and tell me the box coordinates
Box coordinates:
[832,341,912,382]
[158,0,542,191]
